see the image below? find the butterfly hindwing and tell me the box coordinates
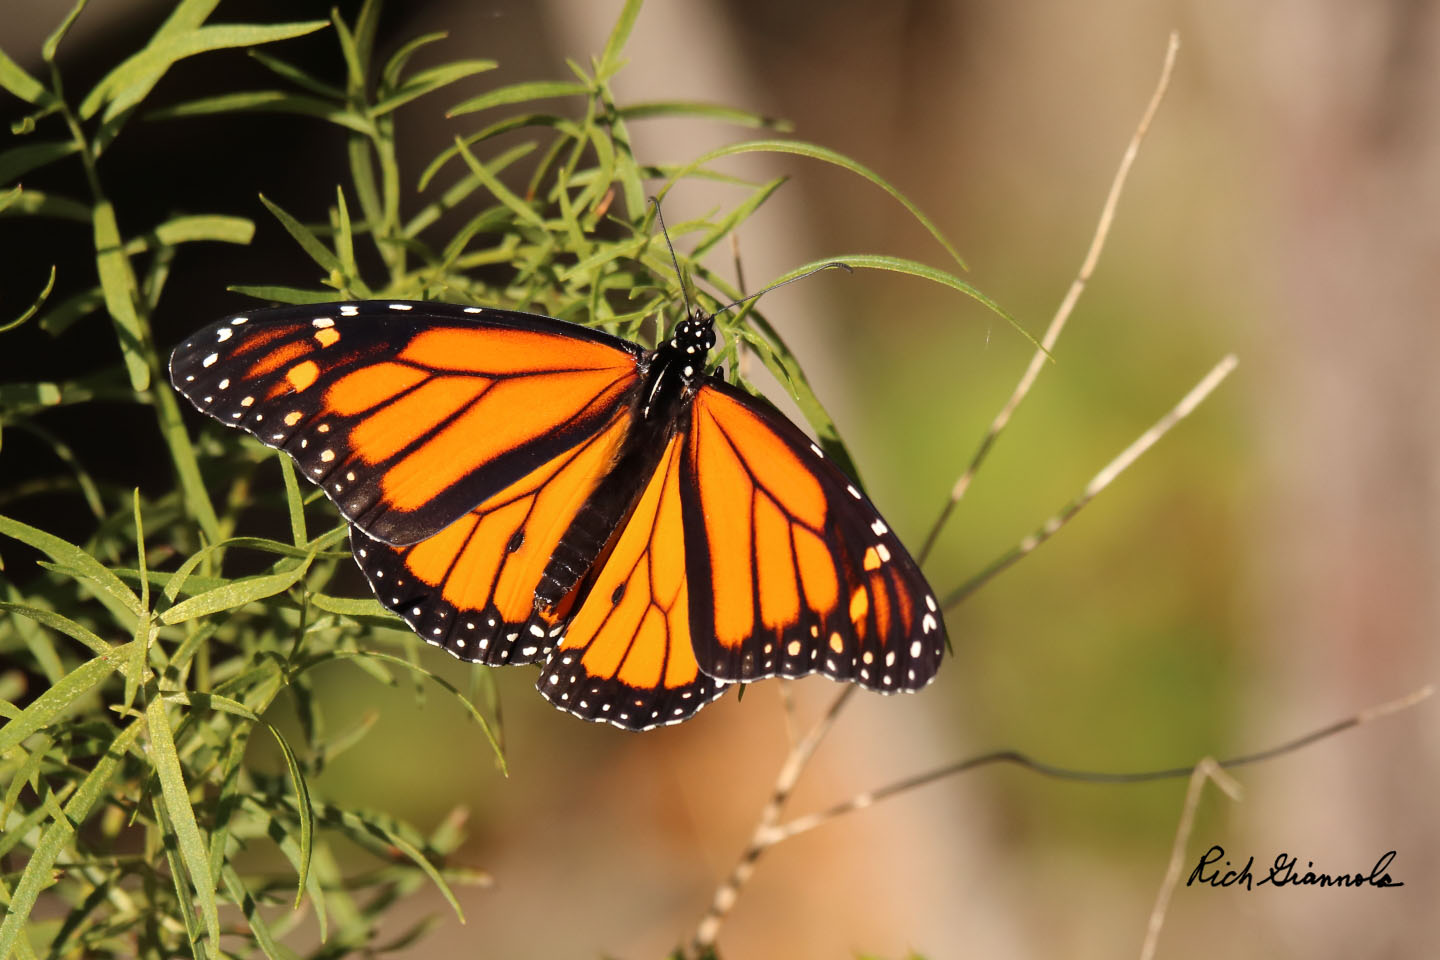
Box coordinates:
[170,301,643,545]
[349,405,634,664]
[680,379,946,692]
[537,434,728,730]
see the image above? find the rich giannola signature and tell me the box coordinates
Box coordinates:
[1187,844,1403,890]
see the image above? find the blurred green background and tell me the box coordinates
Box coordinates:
[3,0,1435,957]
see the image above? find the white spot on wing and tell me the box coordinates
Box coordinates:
[388,303,412,311]
[202,353,218,367]
[216,328,232,342]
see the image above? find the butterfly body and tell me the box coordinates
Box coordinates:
[171,299,945,730]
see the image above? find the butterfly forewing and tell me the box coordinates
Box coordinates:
[170,301,643,546]
[679,379,946,692]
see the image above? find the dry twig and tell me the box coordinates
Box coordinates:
[918,30,1182,565]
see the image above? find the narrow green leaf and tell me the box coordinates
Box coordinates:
[0,189,89,221]
[248,48,345,99]
[352,0,382,79]
[0,47,52,106]
[452,137,544,229]
[259,193,343,275]
[227,284,339,304]
[300,650,505,774]
[0,651,118,756]
[36,285,101,336]
[0,513,140,616]
[619,100,792,130]
[277,456,306,548]
[691,176,787,259]
[0,602,111,658]
[333,185,359,291]
[330,10,366,95]
[0,141,81,184]
[0,721,143,960]
[664,139,968,270]
[381,31,448,90]
[597,0,644,79]
[160,544,321,624]
[145,696,222,953]
[0,265,56,334]
[220,867,300,960]
[372,60,497,116]
[417,113,563,191]
[147,91,374,134]
[308,592,392,619]
[93,201,151,391]
[42,0,92,62]
[124,490,151,714]
[0,184,20,213]
[121,214,256,257]
[790,253,1030,345]
[80,21,330,122]
[446,80,588,118]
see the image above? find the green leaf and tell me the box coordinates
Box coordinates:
[0,188,89,221]
[80,21,330,122]
[144,696,222,954]
[299,650,506,774]
[221,867,300,960]
[381,31,448,90]
[0,265,56,334]
[0,47,53,106]
[248,48,345,99]
[258,193,344,276]
[664,139,968,270]
[792,253,1032,346]
[166,691,315,907]
[0,141,81,184]
[596,0,644,80]
[0,650,119,756]
[0,722,143,960]
[227,284,340,305]
[36,285,102,336]
[417,113,564,191]
[123,214,256,255]
[277,457,307,548]
[619,100,792,130]
[0,513,140,617]
[0,602,111,658]
[373,60,497,116]
[42,0,91,63]
[447,80,589,118]
[452,137,544,229]
[147,90,374,134]
[92,201,151,391]
[160,543,321,624]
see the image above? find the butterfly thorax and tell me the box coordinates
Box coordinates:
[535,311,716,611]
[640,309,716,420]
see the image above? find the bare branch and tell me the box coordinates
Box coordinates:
[943,353,1237,611]
[1140,759,1243,960]
[919,30,1182,565]
[761,684,1431,847]
[690,686,855,953]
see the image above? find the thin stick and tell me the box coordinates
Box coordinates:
[942,353,1237,612]
[1140,759,1242,960]
[690,686,855,953]
[918,31,1182,565]
[762,684,1431,846]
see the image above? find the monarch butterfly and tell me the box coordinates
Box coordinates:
[170,282,946,730]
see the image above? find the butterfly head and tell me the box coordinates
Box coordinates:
[666,309,718,379]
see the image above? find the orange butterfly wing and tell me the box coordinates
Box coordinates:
[680,380,945,692]
[170,301,642,546]
[536,433,727,729]
[350,405,632,664]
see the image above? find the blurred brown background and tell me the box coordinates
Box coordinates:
[5,0,1438,957]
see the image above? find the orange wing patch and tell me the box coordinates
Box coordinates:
[350,410,633,665]
[170,301,644,547]
[537,435,727,730]
[681,382,945,693]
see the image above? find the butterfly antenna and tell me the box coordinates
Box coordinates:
[711,261,853,317]
[649,197,697,320]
